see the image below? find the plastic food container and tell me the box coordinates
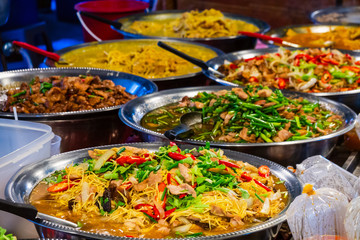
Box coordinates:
[0,118,54,238]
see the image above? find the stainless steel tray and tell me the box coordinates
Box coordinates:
[5,142,302,240]
[203,48,360,112]
[119,86,357,166]
[310,6,360,24]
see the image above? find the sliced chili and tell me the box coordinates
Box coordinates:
[218,159,240,169]
[321,71,332,83]
[258,165,270,178]
[47,180,74,193]
[168,152,187,161]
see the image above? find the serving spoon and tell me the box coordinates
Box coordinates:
[238,31,335,48]
[0,199,79,228]
[157,41,226,78]
[164,112,202,140]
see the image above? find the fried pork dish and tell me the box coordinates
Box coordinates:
[30,144,288,238]
[2,75,135,113]
[281,26,360,50]
[57,42,217,79]
[128,9,259,38]
[142,86,343,143]
[219,48,360,93]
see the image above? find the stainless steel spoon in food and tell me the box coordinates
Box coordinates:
[164,112,202,140]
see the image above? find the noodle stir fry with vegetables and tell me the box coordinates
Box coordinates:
[219,48,360,93]
[141,86,343,143]
[128,9,259,38]
[30,143,288,238]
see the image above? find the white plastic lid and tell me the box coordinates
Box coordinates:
[0,118,54,168]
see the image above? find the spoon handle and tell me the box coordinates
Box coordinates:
[238,31,283,44]
[157,41,208,70]
[164,124,193,141]
[0,199,37,221]
[12,41,61,62]
[79,11,123,29]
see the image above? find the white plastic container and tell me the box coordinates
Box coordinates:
[0,118,54,238]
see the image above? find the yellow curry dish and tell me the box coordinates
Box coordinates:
[30,143,288,238]
[281,26,360,50]
[126,9,260,38]
[56,41,218,79]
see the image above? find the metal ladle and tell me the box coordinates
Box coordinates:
[164,112,202,140]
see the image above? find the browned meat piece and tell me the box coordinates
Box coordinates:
[281,111,295,119]
[257,89,273,98]
[210,205,233,217]
[239,127,255,142]
[273,129,293,142]
[133,171,162,191]
[230,216,245,227]
[194,101,204,109]
[224,113,235,125]
[232,88,248,100]
[263,102,276,108]
[167,183,196,198]
[209,98,216,107]
[178,163,192,183]
[254,100,266,106]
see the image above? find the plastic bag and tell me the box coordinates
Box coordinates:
[345,196,360,240]
[287,184,349,240]
[295,155,358,200]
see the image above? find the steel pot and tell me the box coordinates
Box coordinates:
[44,39,224,90]
[202,48,360,113]
[112,10,270,53]
[0,68,157,152]
[119,86,357,166]
[5,142,302,239]
[310,6,360,24]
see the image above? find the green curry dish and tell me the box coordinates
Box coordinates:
[141,86,343,143]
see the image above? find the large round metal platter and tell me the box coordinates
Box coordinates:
[112,10,270,53]
[0,67,157,119]
[0,67,157,152]
[310,6,360,24]
[5,142,302,240]
[203,48,360,112]
[44,39,224,84]
[119,86,357,166]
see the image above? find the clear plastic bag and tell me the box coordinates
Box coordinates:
[295,155,358,200]
[345,196,360,240]
[287,184,349,240]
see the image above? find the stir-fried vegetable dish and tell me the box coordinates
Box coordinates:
[1,75,135,113]
[57,41,217,79]
[281,26,360,50]
[127,9,259,38]
[141,86,343,143]
[30,143,288,238]
[219,48,360,93]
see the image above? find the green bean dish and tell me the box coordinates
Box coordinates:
[141,86,343,143]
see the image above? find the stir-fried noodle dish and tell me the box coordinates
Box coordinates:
[127,9,259,38]
[30,144,288,238]
[219,48,360,93]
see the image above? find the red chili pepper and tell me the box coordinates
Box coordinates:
[229,63,238,70]
[240,172,253,182]
[321,58,339,65]
[342,66,360,73]
[258,165,270,178]
[167,173,179,185]
[249,76,259,83]
[184,153,196,160]
[116,156,147,166]
[241,172,272,192]
[294,58,300,66]
[356,61,360,65]
[47,180,74,193]
[125,235,135,238]
[158,182,167,209]
[169,142,181,153]
[134,204,158,219]
[219,159,240,169]
[277,78,287,90]
[179,194,187,198]
[245,56,264,62]
[295,53,313,62]
[321,71,332,83]
[120,181,133,190]
[345,54,353,61]
[164,207,176,218]
[168,152,187,161]
[253,179,272,192]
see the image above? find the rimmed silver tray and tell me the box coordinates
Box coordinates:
[203,48,360,112]
[310,6,360,24]
[112,10,270,53]
[5,142,302,240]
[119,86,357,166]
